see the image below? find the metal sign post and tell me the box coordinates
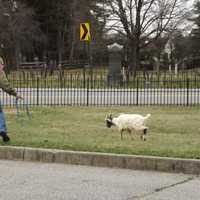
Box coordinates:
[80,22,92,86]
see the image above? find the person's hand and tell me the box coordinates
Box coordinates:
[16,95,23,100]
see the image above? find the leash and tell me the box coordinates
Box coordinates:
[15,98,31,120]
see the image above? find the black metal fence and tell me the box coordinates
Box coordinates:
[1,70,200,107]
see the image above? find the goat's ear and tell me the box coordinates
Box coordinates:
[109,114,112,119]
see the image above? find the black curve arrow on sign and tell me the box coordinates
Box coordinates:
[81,24,88,40]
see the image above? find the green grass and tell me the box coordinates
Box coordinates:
[1,106,200,159]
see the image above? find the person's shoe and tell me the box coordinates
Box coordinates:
[2,135,10,142]
[0,132,10,143]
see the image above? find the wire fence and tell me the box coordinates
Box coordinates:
[1,71,200,107]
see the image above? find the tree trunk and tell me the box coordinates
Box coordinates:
[57,30,63,63]
[14,41,20,70]
[134,0,142,72]
[69,25,76,60]
[134,38,140,71]
[128,38,140,75]
[69,0,78,61]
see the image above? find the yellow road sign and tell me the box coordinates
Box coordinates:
[80,23,90,41]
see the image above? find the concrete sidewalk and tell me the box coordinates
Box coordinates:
[0,159,199,200]
[0,146,200,174]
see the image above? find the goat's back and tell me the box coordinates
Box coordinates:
[116,114,147,128]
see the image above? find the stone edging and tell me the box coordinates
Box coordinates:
[0,146,200,174]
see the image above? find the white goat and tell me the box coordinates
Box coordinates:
[105,113,151,140]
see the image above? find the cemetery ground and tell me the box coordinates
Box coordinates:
[1,106,200,159]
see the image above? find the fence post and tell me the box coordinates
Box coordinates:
[136,78,139,106]
[187,78,189,106]
[59,70,63,88]
[90,67,93,89]
[86,77,89,106]
[83,67,86,88]
[36,77,39,106]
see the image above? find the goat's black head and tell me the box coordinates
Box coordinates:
[105,114,114,128]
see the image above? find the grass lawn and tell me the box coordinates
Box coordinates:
[1,106,200,159]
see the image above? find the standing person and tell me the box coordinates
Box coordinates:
[0,56,23,142]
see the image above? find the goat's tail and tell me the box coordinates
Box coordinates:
[144,114,151,120]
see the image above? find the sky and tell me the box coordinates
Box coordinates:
[105,0,197,35]
[188,0,195,6]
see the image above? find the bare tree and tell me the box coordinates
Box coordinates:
[105,0,190,72]
[0,0,45,69]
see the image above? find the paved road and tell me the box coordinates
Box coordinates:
[0,160,199,200]
[1,88,200,106]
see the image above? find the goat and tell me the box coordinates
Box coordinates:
[105,113,151,140]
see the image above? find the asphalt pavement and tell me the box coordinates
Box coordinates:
[0,160,199,200]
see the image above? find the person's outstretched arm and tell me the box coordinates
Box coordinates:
[0,71,23,99]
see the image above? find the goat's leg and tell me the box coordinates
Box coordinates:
[128,129,134,140]
[120,129,124,140]
[140,133,143,140]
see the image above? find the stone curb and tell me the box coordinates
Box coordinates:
[0,146,200,174]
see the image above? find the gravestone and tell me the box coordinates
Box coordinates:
[107,43,123,83]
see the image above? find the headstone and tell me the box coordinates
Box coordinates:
[107,43,123,83]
